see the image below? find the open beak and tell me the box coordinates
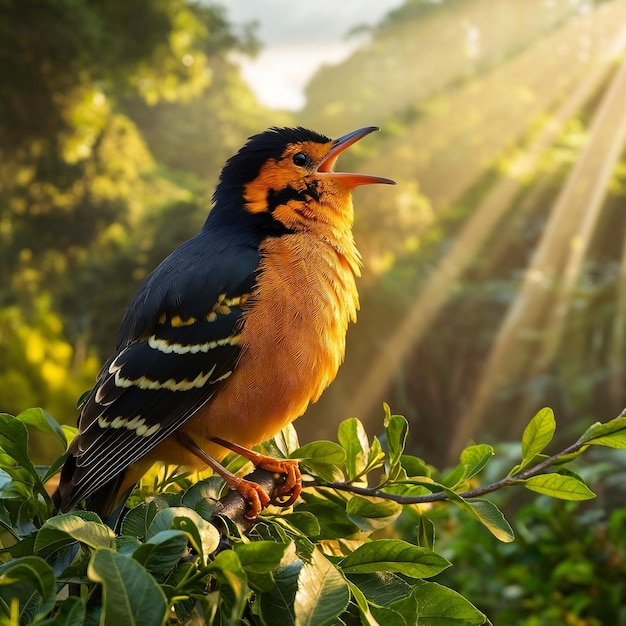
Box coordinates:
[317,126,396,187]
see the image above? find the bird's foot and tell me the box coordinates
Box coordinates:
[230,476,272,520]
[211,437,302,511]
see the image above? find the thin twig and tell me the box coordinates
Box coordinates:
[306,440,586,505]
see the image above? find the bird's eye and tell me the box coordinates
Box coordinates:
[292,152,309,167]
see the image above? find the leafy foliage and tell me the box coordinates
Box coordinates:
[0,0,283,421]
[1,406,625,624]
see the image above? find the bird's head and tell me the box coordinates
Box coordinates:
[210,126,394,236]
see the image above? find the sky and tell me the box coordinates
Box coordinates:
[224,0,405,110]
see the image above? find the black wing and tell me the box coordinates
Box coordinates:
[60,229,260,509]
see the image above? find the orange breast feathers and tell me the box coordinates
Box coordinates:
[181,230,361,458]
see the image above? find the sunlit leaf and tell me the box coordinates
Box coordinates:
[294,547,350,626]
[88,548,167,626]
[35,512,114,558]
[577,416,626,449]
[339,539,450,578]
[347,581,380,626]
[367,436,386,473]
[271,424,301,458]
[524,473,596,501]
[521,407,556,463]
[464,499,514,543]
[291,441,346,465]
[16,407,67,449]
[460,444,494,480]
[338,418,370,481]
[291,441,346,483]
[413,580,487,625]
[443,490,514,543]
[382,405,409,483]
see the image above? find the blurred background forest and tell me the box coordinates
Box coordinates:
[2,0,626,466]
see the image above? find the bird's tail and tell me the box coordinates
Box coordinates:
[52,446,130,528]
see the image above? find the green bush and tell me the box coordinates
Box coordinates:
[1,405,625,625]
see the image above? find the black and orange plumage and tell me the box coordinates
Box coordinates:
[54,126,394,520]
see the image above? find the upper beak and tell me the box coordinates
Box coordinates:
[317,126,396,187]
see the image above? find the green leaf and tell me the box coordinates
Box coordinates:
[0,413,42,492]
[281,511,321,537]
[121,500,163,539]
[339,539,450,578]
[441,463,469,489]
[417,515,436,550]
[181,476,222,520]
[259,559,302,626]
[460,444,494,480]
[367,436,386,473]
[577,416,626,449]
[147,506,220,564]
[291,441,346,465]
[88,548,167,626]
[205,550,249,622]
[401,454,431,478]
[35,512,114,558]
[16,407,67,449]
[298,492,360,541]
[413,580,487,625]
[347,581,380,626]
[38,596,87,626]
[372,591,418,625]
[132,530,189,578]
[294,547,350,626]
[521,407,556,464]
[234,540,288,574]
[464,499,514,543]
[338,418,370,481]
[346,496,402,532]
[370,604,408,626]
[271,423,301,458]
[292,441,346,483]
[346,572,414,607]
[383,405,408,480]
[524,473,596,501]
[443,490,514,543]
[0,555,57,623]
[41,450,72,485]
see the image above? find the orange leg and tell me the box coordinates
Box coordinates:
[175,432,301,519]
[175,432,270,519]
[211,436,302,507]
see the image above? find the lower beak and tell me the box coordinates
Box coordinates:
[317,127,396,188]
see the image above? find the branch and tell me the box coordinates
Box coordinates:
[211,467,286,533]
[306,440,586,505]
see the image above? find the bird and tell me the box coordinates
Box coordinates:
[54,126,395,521]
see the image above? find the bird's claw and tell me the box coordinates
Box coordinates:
[233,478,272,520]
[233,458,302,519]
